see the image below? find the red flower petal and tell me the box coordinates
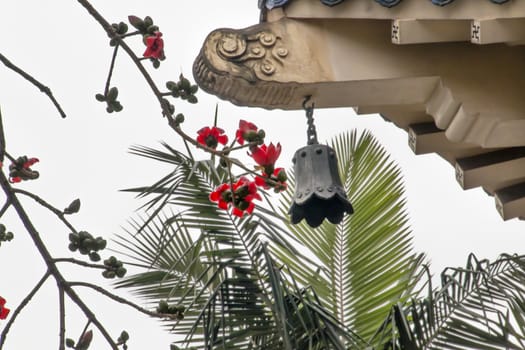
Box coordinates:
[143,32,164,59]
[218,200,229,210]
[0,297,9,320]
[266,143,281,164]
[254,175,268,188]
[209,191,220,202]
[232,207,244,217]
[23,158,39,169]
[197,126,211,136]
[0,306,9,320]
[246,201,255,214]
[235,130,244,145]
[250,145,267,166]
[9,177,21,183]
[217,134,228,145]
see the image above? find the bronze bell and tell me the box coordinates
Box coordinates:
[289,144,353,228]
[288,97,353,227]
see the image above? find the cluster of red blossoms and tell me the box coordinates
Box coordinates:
[206,120,287,217]
[0,296,9,320]
[8,156,39,183]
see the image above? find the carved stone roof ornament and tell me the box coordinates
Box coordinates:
[194,0,525,221]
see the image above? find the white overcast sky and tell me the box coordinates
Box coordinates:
[0,0,524,349]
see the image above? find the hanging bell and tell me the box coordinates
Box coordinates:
[288,98,353,228]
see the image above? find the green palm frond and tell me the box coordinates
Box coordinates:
[390,253,525,350]
[273,130,423,343]
[114,142,361,349]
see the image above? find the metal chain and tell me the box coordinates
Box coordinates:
[303,96,318,145]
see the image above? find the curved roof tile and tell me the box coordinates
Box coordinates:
[261,0,511,10]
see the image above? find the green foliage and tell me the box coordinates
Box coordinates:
[388,253,525,349]
[113,130,525,350]
[115,142,359,349]
[273,131,423,345]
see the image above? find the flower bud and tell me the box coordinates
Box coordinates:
[157,300,169,313]
[143,16,153,28]
[96,237,107,250]
[119,331,129,342]
[277,169,287,182]
[69,233,79,244]
[64,198,81,214]
[147,25,159,34]
[112,101,123,112]
[88,252,101,262]
[116,267,127,278]
[175,113,185,124]
[103,270,116,279]
[166,81,177,91]
[187,95,198,104]
[95,93,106,102]
[128,15,144,30]
[107,87,119,102]
[243,130,258,142]
[65,338,75,348]
[117,22,128,34]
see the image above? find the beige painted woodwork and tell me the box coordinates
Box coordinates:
[193,0,525,220]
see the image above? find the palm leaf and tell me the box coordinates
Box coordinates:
[273,130,423,344]
[390,253,525,349]
[114,142,363,349]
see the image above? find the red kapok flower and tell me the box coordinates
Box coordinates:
[23,157,39,169]
[197,126,228,149]
[255,168,287,192]
[249,143,281,171]
[231,177,262,217]
[209,183,231,210]
[9,156,39,183]
[0,296,10,320]
[143,32,165,60]
[235,120,258,145]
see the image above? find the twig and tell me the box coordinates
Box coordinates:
[0,53,66,118]
[68,281,177,319]
[59,288,66,350]
[0,172,118,349]
[75,0,266,181]
[104,45,120,96]
[0,199,11,218]
[0,271,51,349]
[53,258,106,270]
[0,108,6,162]
[3,152,15,164]
[12,188,77,234]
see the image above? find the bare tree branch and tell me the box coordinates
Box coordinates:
[0,53,66,118]
[0,271,51,349]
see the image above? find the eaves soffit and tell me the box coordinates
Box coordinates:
[260,0,509,10]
